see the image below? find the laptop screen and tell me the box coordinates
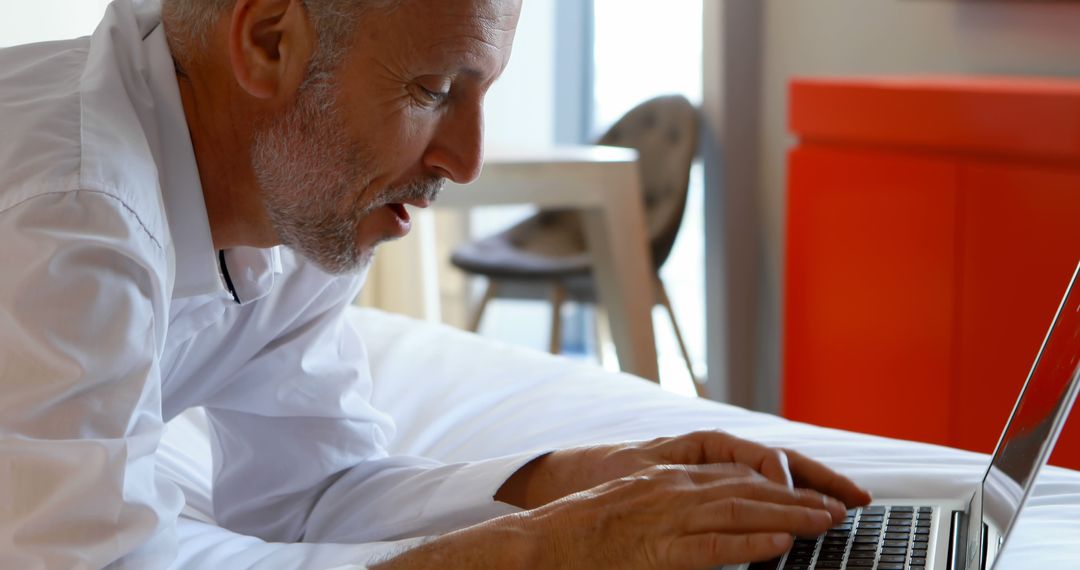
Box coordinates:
[978,263,1080,553]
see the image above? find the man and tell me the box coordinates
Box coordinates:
[0,0,871,567]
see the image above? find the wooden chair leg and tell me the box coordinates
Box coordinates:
[549,283,567,354]
[656,278,707,399]
[468,280,499,332]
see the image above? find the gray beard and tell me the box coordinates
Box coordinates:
[251,65,444,275]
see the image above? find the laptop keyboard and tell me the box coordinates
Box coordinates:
[749,505,933,570]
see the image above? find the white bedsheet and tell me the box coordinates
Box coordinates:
[160,307,1080,569]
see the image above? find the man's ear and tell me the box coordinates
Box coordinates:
[228,0,315,100]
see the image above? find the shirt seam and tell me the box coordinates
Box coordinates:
[0,187,165,253]
[74,64,164,254]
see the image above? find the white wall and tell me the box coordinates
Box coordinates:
[0,0,112,47]
[748,0,1080,411]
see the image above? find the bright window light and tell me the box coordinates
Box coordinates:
[592,0,704,138]
[593,0,705,397]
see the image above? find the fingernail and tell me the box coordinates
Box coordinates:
[812,509,833,525]
[772,533,792,548]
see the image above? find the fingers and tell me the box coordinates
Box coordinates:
[707,477,847,522]
[674,462,763,485]
[678,430,872,508]
[667,483,840,569]
[672,465,846,524]
[683,431,796,490]
[783,448,873,507]
[666,532,793,569]
[683,496,833,536]
[760,448,794,490]
[725,439,800,493]
[654,463,849,521]
[533,461,848,570]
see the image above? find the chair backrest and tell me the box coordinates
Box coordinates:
[596,94,700,271]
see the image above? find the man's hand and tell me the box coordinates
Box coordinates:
[496,430,872,514]
[530,462,842,568]
[379,433,872,569]
[377,462,844,569]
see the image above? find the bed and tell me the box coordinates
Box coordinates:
[158,307,1080,569]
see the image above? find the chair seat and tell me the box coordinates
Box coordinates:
[450,210,594,279]
[449,95,703,392]
[452,95,698,285]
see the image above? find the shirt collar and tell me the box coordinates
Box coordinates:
[144,21,221,299]
[221,247,283,306]
[142,12,282,304]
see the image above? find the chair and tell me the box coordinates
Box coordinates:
[450,95,703,395]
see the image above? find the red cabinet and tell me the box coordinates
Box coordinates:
[783,77,1080,470]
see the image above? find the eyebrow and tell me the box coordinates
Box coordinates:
[458,66,486,81]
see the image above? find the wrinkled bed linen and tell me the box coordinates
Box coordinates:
[158,308,1080,569]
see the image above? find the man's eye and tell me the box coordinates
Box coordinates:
[421,86,449,102]
[411,82,451,106]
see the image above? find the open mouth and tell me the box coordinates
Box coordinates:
[387,203,410,222]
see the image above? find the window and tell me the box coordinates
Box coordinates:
[592,0,705,396]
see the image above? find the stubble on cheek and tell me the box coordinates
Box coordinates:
[251,63,449,274]
[251,66,386,274]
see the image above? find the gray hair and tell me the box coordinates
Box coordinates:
[162,0,400,68]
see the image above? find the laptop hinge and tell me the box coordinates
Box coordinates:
[947,510,968,570]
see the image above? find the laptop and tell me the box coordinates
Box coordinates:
[730,261,1080,570]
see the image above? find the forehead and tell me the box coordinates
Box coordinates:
[359,0,521,76]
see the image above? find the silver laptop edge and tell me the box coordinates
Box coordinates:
[967,262,1080,570]
[727,262,1080,570]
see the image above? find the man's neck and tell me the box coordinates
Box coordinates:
[175,64,279,251]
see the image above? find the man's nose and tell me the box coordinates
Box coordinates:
[423,102,485,185]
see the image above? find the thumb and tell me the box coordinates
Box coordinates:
[760,449,794,490]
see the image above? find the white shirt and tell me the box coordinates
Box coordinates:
[0,1,536,568]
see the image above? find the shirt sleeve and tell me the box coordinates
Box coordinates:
[201,260,544,544]
[0,191,184,568]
